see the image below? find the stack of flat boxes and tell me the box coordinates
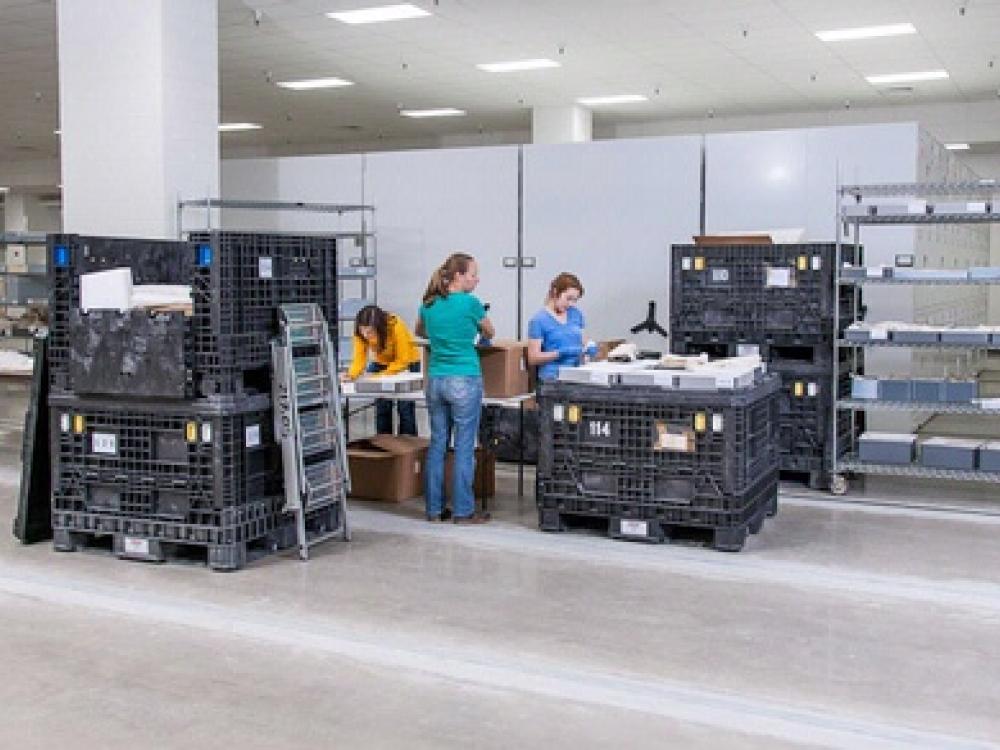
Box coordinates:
[670,242,859,490]
[46,232,338,570]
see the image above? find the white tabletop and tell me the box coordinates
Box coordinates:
[341,383,533,408]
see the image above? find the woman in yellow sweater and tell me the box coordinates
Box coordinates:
[343,304,421,435]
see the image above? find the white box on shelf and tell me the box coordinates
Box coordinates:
[80,268,133,312]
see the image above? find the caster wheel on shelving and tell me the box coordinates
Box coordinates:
[829,474,849,496]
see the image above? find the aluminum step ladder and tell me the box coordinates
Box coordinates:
[273,303,351,560]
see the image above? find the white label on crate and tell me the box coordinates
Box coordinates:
[245,424,261,448]
[123,536,150,557]
[201,423,212,443]
[588,420,612,439]
[552,404,565,422]
[812,256,822,271]
[60,414,71,433]
[91,432,117,455]
[765,268,793,288]
[657,431,691,452]
[807,382,819,397]
[711,268,729,283]
[258,257,274,279]
[681,257,692,271]
[620,520,648,537]
[712,414,724,432]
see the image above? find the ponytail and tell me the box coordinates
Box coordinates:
[422,252,475,306]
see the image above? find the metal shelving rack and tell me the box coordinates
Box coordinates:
[832,180,1000,493]
[176,198,377,367]
[0,231,49,355]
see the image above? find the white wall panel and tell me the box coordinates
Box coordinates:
[522,137,702,350]
[364,147,520,336]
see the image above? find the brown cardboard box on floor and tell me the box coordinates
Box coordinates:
[444,447,496,501]
[477,339,532,398]
[347,435,429,502]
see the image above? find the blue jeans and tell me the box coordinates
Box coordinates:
[425,376,483,519]
[368,361,419,436]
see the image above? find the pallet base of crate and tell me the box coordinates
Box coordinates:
[50,501,341,571]
[538,493,776,552]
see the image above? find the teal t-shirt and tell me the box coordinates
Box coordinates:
[420,292,486,377]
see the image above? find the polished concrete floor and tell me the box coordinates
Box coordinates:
[2,385,999,749]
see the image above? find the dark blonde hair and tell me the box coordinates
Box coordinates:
[422,252,475,306]
[547,272,584,302]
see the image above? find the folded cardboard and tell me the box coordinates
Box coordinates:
[477,339,532,397]
[347,435,429,502]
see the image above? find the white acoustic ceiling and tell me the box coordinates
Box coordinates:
[1,0,1000,164]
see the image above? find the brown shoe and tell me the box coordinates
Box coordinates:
[453,512,491,525]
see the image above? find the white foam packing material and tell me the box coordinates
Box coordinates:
[131,284,193,308]
[80,268,133,312]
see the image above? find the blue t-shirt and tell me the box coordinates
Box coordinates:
[528,307,585,381]
[419,292,487,377]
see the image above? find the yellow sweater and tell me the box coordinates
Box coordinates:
[347,314,420,380]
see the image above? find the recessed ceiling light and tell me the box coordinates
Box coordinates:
[816,23,916,42]
[865,70,949,85]
[945,142,971,150]
[400,108,466,118]
[276,77,354,90]
[476,59,561,73]
[577,94,648,106]
[218,122,262,132]
[327,4,429,24]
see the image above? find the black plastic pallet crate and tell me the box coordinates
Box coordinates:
[47,232,338,399]
[49,393,281,528]
[537,375,780,509]
[479,404,539,464]
[670,242,860,340]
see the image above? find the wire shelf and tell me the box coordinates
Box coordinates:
[838,399,1000,415]
[840,338,998,350]
[839,459,1000,483]
[840,181,1000,198]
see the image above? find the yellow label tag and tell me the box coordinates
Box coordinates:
[693,256,706,271]
[73,415,85,434]
[794,381,804,398]
[185,421,198,443]
[567,405,581,424]
[797,255,808,271]
[693,412,707,432]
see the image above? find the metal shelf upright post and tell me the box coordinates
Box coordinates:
[831,180,1000,494]
[0,231,50,356]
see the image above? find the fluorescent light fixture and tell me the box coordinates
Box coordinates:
[327,4,429,24]
[218,122,262,132]
[276,77,354,90]
[476,58,561,73]
[400,108,466,118]
[816,23,916,42]
[945,142,971,150]
[577,94,648,106]
[865,70,948,85]
[0,187,9,193]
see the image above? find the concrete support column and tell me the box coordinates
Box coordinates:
[531,106,593,145]
[57,0,219,238]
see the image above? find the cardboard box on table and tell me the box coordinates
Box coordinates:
[477,340,532,398]
[347,435,429,502]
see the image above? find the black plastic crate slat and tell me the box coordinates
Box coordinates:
[536,377,779,522]
[49,394,281,528]
[670,242,860,341]
[48,232,337,399]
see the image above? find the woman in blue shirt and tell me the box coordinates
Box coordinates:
[527,272,588,381]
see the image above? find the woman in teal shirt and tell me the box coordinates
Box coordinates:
[417,252,495,524]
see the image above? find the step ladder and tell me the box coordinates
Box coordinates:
[273,303,351,560]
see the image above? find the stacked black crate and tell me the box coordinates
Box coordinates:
[536,374,781,552]
[46,232,337,569]
[669,242,860,490]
